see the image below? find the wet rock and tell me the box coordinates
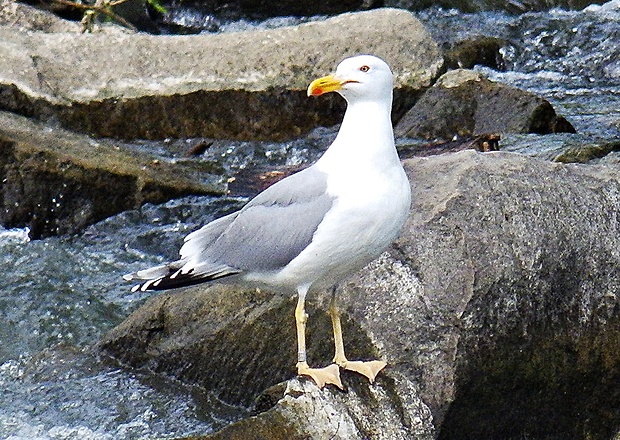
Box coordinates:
[0,111,223,239]
[500,134,620,164]
[0,8,442,141]
[395,69,575,140]
[443,35,507,70]
[22,0,156,33]
[101,150,620,439]
[553,139,620,163]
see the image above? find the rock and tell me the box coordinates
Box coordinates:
[443,35,507,70]
[202,377,435,440]
[0,0,138,34]
[0,0,81,33]
[0,111,224,239]
[394,69,575,140]
[0,8,442,141]
[101,150,620,439]
[553,139,620,163]
[398,133,501,161]
[100,285,302,406]
[100,284,436,438]
[502,134,620,163]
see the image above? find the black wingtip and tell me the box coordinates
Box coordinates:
[130,270,241,292]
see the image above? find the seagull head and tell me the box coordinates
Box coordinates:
[307,54,393,103]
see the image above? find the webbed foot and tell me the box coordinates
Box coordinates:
[297,362,343,389]
[337,359,387,383]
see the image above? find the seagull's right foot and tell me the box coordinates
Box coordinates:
[297,362,343,389]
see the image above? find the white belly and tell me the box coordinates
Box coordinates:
[269,163,411,291]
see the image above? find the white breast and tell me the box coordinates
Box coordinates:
[271,157,411,290]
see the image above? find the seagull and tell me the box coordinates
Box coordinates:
[124,54,412,389]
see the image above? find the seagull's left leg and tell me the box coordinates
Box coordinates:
[329,290,387,383]
[295,285,342,389]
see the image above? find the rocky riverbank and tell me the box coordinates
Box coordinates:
[1,1,619,439]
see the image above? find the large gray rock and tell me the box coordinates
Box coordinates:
[0,111,223,239]
[395,69,575,140]
[101,150,620,439]
[0,8,442,141]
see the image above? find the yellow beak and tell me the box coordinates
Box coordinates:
[307,74,344,97]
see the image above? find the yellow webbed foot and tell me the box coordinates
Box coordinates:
[339,360,387,383]
[297,362,343,389]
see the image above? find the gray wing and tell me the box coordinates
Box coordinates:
[189,165,335,272]
[126,166,334,291]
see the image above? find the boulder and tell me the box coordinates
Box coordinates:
[0,111,224,239]
[443,35,507,70]
[101,150,620,439]
[394,69,575,140]
[0,8,442,141]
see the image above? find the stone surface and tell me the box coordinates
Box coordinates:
[0,8,442,140]
[0,0,82,32]
[443,35,507,70]
[101,283,436,438]
[202,377,434,440]
[0,111,224,238]
[553,139,620,163]
[101,150,620,439]
[394,69,575,140]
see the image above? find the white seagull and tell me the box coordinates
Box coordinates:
[124,54,412,389]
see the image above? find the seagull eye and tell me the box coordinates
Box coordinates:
[359,65,370,72]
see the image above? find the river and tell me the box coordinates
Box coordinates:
[1,2,618,438]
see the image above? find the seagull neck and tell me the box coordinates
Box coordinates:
[340,99,393,137]
[318,98,397,169]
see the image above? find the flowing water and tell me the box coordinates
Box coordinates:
[1,2,619,438]
[0,197,249,439]
[417,1,620,142]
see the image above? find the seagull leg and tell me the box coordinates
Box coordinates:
[294,286,342,389]
[329,291,387,383]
